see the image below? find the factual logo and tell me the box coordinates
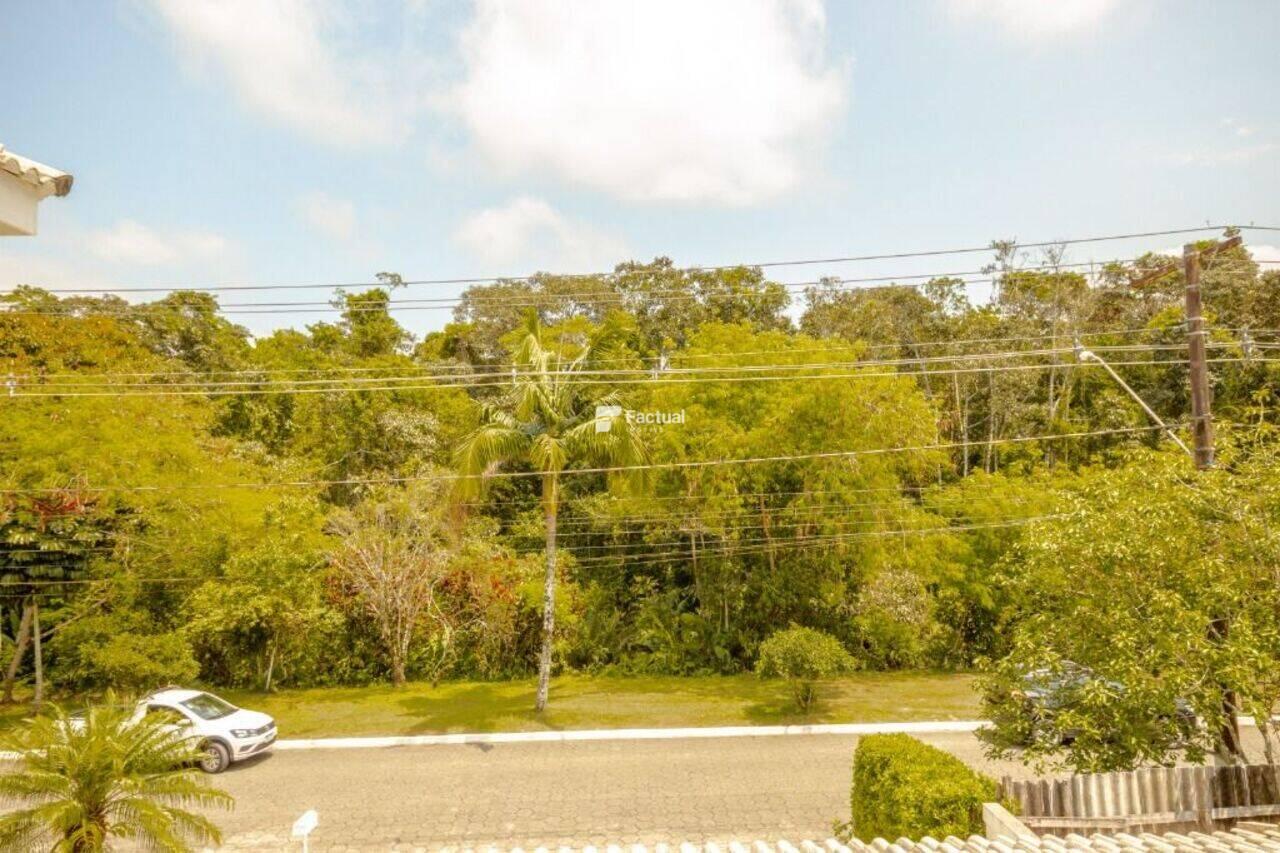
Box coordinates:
[595,405,686,432]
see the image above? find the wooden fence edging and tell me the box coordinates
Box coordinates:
[998,765,1280,837]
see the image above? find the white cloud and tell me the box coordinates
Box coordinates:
[946,0,1119,38]
[1247,245,1280,272]
[296,192,357,240]
[86,220,228,266]
[1165,142,1278,167]
[0,250,112,293]
[454,197,628,272]
[1149,117,1277,167]
[1221,118,1255,138]
[445,0,847,205]
[146,0,423,147]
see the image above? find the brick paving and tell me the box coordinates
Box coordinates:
[208,732,1040,851]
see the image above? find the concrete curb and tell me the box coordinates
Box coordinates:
[2,716,1269,758]
[274,720,988,750]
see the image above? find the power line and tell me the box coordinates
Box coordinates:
[0,423,1180,495]
[17,347,1085,386]
[0,576,203,587]
[4,258,1272,319]
[567,516,1068,567]
[12,327,1190,383]
[557,510,1047,551]
[4,358,1200,397]
[461,486,930,508]
[552,498,982,533]
[4,224,1269,297]
[0,516,1067,595]
[23,342,1208,388]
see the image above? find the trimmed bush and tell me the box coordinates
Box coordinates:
[756,626,857,710]
[850,734,998,842]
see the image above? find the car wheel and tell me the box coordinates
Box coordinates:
[200,740,231,774]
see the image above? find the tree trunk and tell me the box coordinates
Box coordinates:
[32,600,43,708]
[1046,363,1058,469]
[1209,615,1245,763]
[985,371,997,473]
[2,599,34,704]
[535,472,559,712]
[263,641,277,693]
[955,375,970,478]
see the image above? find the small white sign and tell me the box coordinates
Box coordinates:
[292,809,318,840]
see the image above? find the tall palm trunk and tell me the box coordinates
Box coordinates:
[535,472,559,712]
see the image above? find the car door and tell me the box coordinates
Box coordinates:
[143,704,198,746]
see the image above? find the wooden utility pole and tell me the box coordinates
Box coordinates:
[1184,237,1243,762]
[1183,244,1214,469]
[1115,232,1244,762]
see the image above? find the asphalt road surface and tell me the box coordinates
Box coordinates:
[211,732,1042,852]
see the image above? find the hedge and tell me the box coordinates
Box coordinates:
[850,733,999,841]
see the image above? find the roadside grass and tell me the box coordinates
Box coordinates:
[0,672,978,738]
[215,671,979,738]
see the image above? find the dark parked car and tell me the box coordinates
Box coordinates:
[1011,663,1198,745]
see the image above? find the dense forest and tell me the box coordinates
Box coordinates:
[2,233,1278,710]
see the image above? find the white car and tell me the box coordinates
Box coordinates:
[135,687,277,773]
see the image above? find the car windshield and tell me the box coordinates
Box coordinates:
[180,693,237,720]
[1023,670,1084,696]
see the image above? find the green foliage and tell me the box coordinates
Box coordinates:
[49,615,198,696]
[756,626,857,710]
[184,521,338,690]
[4,237,1280,711]
[0,697,232,852]
[624,589,741,675]
[455,312,650,709]
[850,734,997,842]
[980,434,1280,771]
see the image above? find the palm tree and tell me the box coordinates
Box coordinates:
[455,314,647,711]
[0,698,233,852]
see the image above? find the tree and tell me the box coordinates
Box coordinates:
[0,698,232,852]
[185,514,333,692]
[979,436,1280,771]
[1,486,115,705]
[327,482,458,686]
[455,313,647,710]
[756,626,857,711]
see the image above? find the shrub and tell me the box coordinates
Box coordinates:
[756,626,857,710]
[850,734,998,842]
[49,615,199,696]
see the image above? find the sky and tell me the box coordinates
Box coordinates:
[1,0,1278,337]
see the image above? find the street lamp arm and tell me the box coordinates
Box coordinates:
[1077,349,1193,458]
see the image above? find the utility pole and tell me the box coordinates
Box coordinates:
[1184,237,1242,763]
[1184,244,1214,469]
[1102,232,1244,762]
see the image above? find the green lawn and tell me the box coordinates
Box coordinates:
[214,671,979,738]
[0,672,979,738]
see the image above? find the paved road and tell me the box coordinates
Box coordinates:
[211,732,1038,852]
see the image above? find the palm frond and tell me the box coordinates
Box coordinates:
[562,407,651,492]
[0,699,233,852]
[529,433,568,474]
[453,423,531,498]
[0,809,50,852]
